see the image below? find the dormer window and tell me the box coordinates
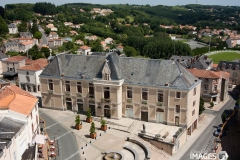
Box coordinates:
[228,64,232,69]
[236,65,239,70]
[102,59,111,81]
[222,63,226,69]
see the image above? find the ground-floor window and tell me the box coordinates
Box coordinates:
[21,84,26,90]
[66,98,72,110]
[77,99,84,113]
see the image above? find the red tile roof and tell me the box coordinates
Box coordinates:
[80,45,90,50]
[5,56,27,62]
[0,85,38,115]
[20,58,48,71]
[187,68,220,79]
[212,64,218,68]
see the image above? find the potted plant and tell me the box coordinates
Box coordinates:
[100,117,107,131]
[75,114,82,130]
[89,122,97,139]
[86,108,92,123]
[210,102,214,108]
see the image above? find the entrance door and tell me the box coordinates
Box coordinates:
[126,105,133,118]
[66,102,72,110]
[175,116,179,126]
[156,108,164,123]
[89,105,95,116]
[104,105,111,118]
[141,111,148,122]
[212,97,217,102]
[156,112,164,123]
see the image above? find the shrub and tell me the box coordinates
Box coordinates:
[210,102,214,108]
[75,114,81,125]
[86,108,92,118]
[90,122,96,133]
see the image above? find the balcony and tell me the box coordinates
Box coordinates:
[141,100,147,105]
[157,102,163,106]
[101,98,111,103]
[127,99,132,103]
[65,91,70,96]
[211,90,219,94]
[76,93,82,97]
[48,90,53,94]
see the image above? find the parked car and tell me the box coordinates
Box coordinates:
[213,127,222,137]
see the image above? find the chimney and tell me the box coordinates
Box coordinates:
[81,75,85,79]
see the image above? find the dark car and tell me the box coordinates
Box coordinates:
[213,127,222,137]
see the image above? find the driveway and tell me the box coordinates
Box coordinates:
[180,92,238,160]
[39,110,81,160]
[39,27,48,45]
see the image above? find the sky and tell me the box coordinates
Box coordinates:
[0,0,240,7]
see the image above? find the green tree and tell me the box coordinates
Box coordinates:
[44,28,51,35]
[18,21,28,32]
[0,16,8,35]
[40,47,50,58]
[210,102,214,108]
[123,46,137,57]
[30,23,39,34]
[221,113,227,124]
[89,122,96,133]
[65,41,74,50]
[28,44,43,60]
[34,31,42,42]
[199,97,205,115]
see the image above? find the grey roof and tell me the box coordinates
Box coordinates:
[8,23,17,28]
[91,52,110,56]
[0,52,8,59]
[218,60,240,70]
[0,117,25,149]
[40,53,199,89]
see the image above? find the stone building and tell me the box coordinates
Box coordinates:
[39,53,201,134]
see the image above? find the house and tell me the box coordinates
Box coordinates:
[75,40,84,45]
[116,45,124,52]
[13,20,22,25]
[0,83,39,160]
[101,41,106,48]
[85,35,98,41]
[104,37,113,44]
[39,52,201,139]
[48,39,63,49]
[20,32,33,38]
[46,24,58,32]
[77,45,91,55]
[226,35,240,48]
[70,30,78,35]
[1,56,28,79]
[187,68,230,104]
[1,38,38,53]
[0,52,8,77]
[64,22,73,26]
[18,58,48,96]
[170,55,213,70]
[8,23,18,34]
[70,24,81,29]
[48,32,59,39]
[218,61,240,85]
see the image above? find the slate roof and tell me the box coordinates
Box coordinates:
[218,60,240,70]
[0,52,8,59]
[40,53,199,89]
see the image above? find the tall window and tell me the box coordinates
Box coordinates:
[36,116,38,124]
[77,82,82,93]
[26,71,30,82]
[104,73,110,80]
[48,79,53,90]
[77,99,83,113]
[104,87,110,99]
[193,100,196,107]
[193,88,196,96]
[142,88,148,100]
[176,92,181,98]
[21,84,26,90]
[65,81,70,92]
[176,105,180,113]
[33,86,36,93]
[89,83,94,98]
[66,98,72,110]
[204,84,208,90]
[214,85,217,91]
[192,109,195,116]
[158,90,163,102]
[127,86,132,99]
[32,123,34,134]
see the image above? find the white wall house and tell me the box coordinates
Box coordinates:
[18,59,48,97]
[77,45,91,55]
[0,84,39,160]
[8,23,18,34]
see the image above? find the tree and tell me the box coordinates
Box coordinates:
[18,21,28,32]
[199,97,205,115]
[221,113,227,124]
[0,6,5,17]
[123,46,137,57]
[30,23,39,34]
[34,31,42,42]
[65,41,74,50]
[0,16,8,35]
[44,28,51,35]
[210,102,214,108]
[40,47,50,58]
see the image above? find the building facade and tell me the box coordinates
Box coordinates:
[188,68,230,104]
[218,60,240,85]
[0,83,39,160]
[40,53,201,134]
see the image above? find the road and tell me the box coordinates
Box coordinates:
[38,26,48,45]
[39,110,81,160]
[180,92,238,160]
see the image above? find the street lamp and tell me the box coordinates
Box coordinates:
[209,35,212,53]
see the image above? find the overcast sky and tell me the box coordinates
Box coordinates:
[1,0,240,7]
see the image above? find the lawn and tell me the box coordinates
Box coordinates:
[208,52,240,63]
[177,39,189,42]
